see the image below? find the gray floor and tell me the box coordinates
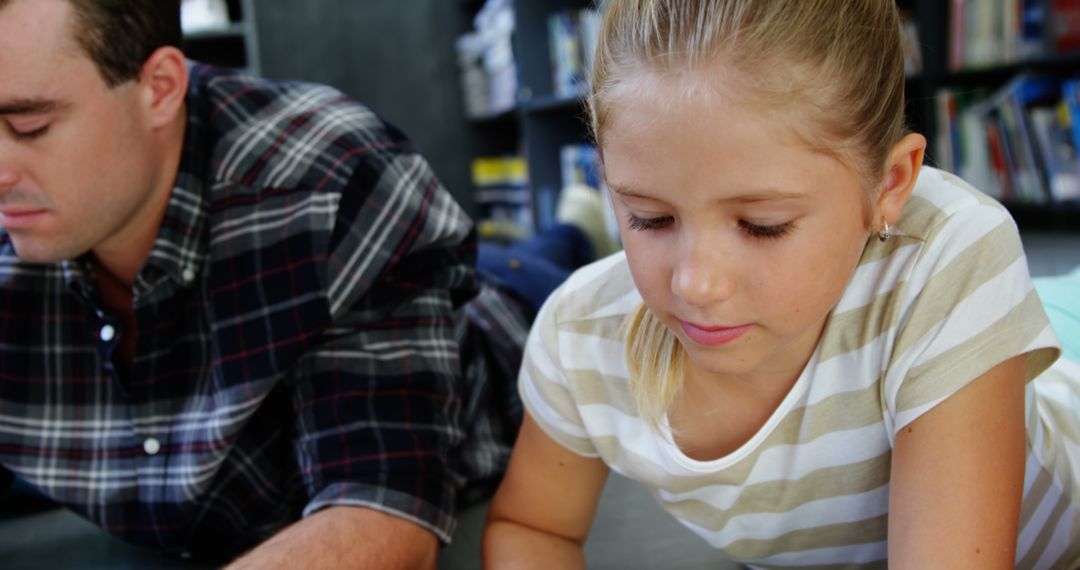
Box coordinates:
[439,473,739,569]
[0,232,1076,569]
[0,473,736,570]
[0,509,211,570]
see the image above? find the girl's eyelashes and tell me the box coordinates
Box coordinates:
[739,220,795,240]
[626,212,794,241]
[627,214,672,231]
[626,213,673,231]
[625,212,795,240]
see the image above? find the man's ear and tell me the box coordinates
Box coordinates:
[873,133,927,231]
[135,46,188,129]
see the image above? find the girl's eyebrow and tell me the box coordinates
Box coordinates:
[609,183,807,203]
[608,184,658,200]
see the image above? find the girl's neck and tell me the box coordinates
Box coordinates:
[669,364,801,461]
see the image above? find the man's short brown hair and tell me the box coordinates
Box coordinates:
[66,0,183,87]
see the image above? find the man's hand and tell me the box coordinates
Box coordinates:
[227,506,438,570]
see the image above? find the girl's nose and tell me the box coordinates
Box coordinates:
[670,239,737,307]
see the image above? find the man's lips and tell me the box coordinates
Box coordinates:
[0,208,49,227]
[678,320,752,346]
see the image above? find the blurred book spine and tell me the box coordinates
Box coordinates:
[559,144,603,191]
[900,9,924,77]
[547,8,601,99]
[1052,0,1080,53]
[457,0,519,120]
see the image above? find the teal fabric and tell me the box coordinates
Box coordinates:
[1034,266,1080,363]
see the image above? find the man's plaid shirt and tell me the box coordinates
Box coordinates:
[0,62,525,561]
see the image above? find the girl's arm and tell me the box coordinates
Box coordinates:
[888,354,1028,569]
[483,412,610,569]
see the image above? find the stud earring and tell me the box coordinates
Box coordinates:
[877,219,891,242]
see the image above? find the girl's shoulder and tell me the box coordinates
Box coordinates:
[847,166,1022,301]
[896,166,1014,245]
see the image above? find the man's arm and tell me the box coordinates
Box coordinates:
[226,506,437,570]
[245,142,476,566]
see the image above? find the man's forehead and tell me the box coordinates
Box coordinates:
[0,0,91,104]
[0,0,79,56]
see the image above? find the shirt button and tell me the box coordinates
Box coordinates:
[99,324,116,342]
[143,438,161,456]
[182,265,197,283]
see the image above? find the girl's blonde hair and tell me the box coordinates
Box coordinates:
[592,0,910,430]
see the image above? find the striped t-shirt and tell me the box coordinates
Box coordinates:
[520,167,1077,568]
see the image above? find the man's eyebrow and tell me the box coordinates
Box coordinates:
[0,98,66,115]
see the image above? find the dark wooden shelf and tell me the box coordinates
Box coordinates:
[181,0,258,75]
[468,107,519,124]
[1005,201,1080,232]
[524,93,585,114]
[940,51,1080,87]
[182,23,246,42]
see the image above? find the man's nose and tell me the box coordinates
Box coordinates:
[0,164,19,191]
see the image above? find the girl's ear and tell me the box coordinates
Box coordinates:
[873,133,927,231]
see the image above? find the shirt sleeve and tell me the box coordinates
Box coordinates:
[287,147,477,544]
[517,284,601,458]
[884,200,1061,434]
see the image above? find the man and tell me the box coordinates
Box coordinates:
[0,0,529,566]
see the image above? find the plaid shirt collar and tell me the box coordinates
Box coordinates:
[59,92,210,300]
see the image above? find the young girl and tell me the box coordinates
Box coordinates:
[483,0,1080,568]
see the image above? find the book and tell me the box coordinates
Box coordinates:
[472,156,534,240]
[1030,106,1080,201]
[1064,79,1080,157]
[547,8,602,99]
[456,0,518,119]
[949,0,966,70]
[935,89,959,172]
[1020,0,1049,58]
[900,9,923,76]
[986,118,1015,200]
[960,107,1000,197]
[559,144,603,191]
[1050,0,1080,53]
[548,11,584,98]
[1001,95,1048,202]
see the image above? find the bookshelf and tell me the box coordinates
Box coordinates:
[907,0,1080,231]
[181,0,260,76]
[456,0,599,236]
[456,0,1080,235]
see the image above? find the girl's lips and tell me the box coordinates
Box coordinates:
[679,320,752,346]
